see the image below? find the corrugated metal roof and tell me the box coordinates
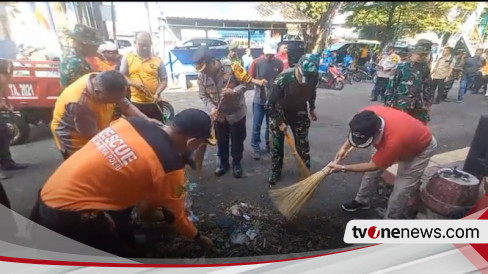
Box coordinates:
[158,2,314,24]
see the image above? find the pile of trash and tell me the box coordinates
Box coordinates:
[136,180,351,258]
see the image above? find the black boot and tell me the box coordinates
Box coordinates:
[214,162,230,177]
[232,162,243,178]
[268,172,281,186]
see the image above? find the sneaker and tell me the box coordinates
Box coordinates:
[342,200,370,212]
[455,99,464,103]
[485,93,488,97]
[252,150,261,160]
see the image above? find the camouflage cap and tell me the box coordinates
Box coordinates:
[69,24,103,46]
[297,54,320,84]
[411,39,432,54]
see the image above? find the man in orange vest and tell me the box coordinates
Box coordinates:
[33,109,214,256]
[51,70,157,159]
[120,31,168,122]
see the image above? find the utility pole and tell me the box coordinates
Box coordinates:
[111,1,117,43]
[145,2,152,34]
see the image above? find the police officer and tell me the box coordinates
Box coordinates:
[384,39,433,124]
[0,59,28,179]
[266,54,319,185]
[60,24,103,88]
[193,48,264,178]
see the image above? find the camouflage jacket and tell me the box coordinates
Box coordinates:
[197,58,252,124]
[384,60,433,124]
[60,49,92,88]
[266,68,317,125]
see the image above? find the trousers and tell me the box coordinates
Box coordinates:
[132,102,164,123]
[0,112,14,165]
[355,137,437,219]
[251,103,270,152]
[372,77,390,101]
[32,197,133,257]
[214,116,247,165]
[432,78,446,103]
[270,114,311,175]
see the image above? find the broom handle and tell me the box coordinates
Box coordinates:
[135,75,166,116]
[284,132,311,176]
[319,147,355,175]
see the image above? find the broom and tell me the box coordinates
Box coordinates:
[284,131,311,178]
[269,147,354,219]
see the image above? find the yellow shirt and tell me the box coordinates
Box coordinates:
[123,52,165,104]
[51,73,117,154]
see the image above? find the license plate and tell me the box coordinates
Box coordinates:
[9,83,35,97]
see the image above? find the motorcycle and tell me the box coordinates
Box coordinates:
[339,63,353,85]
[317,70,345,90]
[352,62,377,83]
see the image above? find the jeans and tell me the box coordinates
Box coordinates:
[458,74,476,101]
[372,77,390,101]
[251,103,270,152]
[215,116,247,166]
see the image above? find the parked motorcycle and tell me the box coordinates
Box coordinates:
[317,71,345,90]
[352,62,377,83]
[339,63,353,85]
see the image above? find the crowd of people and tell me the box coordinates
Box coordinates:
[0,23,476,257]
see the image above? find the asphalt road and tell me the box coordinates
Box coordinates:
[4,81,487,226]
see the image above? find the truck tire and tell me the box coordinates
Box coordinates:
[9,114,30,146]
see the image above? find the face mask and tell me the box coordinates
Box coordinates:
[297,66,307,84]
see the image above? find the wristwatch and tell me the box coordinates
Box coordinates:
[341,165,346,173]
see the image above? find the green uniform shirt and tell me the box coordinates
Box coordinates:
[384,60,433,124]
[60,49,92,88]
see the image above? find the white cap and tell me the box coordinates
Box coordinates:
[98,42,118,53]
[263,43,277,55]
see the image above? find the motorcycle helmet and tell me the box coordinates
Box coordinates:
[297,54,320,84]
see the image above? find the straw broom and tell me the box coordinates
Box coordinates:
[284,132,311,178]
[269,147,354,219]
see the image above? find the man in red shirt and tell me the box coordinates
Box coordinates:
[275,44,289,70]
[330,105,437,219]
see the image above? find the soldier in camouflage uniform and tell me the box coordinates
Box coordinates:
[384,39,434,124]
[60,24,103,88]
[266,54,319,185]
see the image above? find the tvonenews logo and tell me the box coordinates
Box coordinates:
[344,220,488,244]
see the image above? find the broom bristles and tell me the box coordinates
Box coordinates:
[269,147,354,219]
[269,164,332,219]
[285,133,311,178]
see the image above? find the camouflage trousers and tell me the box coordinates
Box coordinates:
[270,114,311,175]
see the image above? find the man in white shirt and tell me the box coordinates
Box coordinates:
[431,46,453,104]
[371,46,399,102]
